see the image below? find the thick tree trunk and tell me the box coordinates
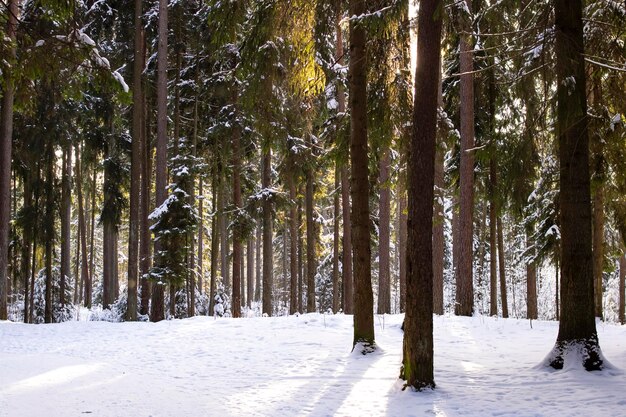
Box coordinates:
[455,0,475,317]
[547,0,602,371]
[555,256,560,320]
[349,0,375,350]
[75,145,90,312]
[0,0,18,320]
[262,150,273,316]
[401,0,441,390]
[150,0,168,322]
[139,95,152,316]
[377,147,391,314]
[398,164,407,313]
[305,137,316,313]
[593,183,604,319]
[127,0,144,321]
[60,146,71,308]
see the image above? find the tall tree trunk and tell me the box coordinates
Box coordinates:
[151,0,168,322]
[297,200,303,312]
[60,146,71,308]
[547,0,602,371]
[593,183,604,319]
[262,150,273,316]
[44,140,54,323]
[377,147,391,314]
[20,175,32,323]
[231,104,242,318]
[489,159,498,316]
[401,0,442,390]
[87,163,96,309]
[209,169,219,315]
[197,178,204,295]
[555,255,560,320]
[455,0,475,317]
[432,79,445,315]
[0,0,18,320]
[139,92,152,316]
[75,144,90,311]
[332,165,340,313]
[305,136,316,313]
[497,214,508,318]
[398,163,407,313]
[288,155,298,314]
[349,0,375,350]
[218,170,229,292]
[127,0,144,321]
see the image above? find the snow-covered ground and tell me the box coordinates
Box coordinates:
[1,314,624,417]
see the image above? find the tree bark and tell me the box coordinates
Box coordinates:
[526,230,538,319]
[497,214,508,318]
[489,159,498,316]
[455,0,475,317]
[231,104,242,318]
[349,0,375,350]
[209,169,219,315]
[547,0,602,371]
[593,183,604,319]
[619,247,625,325]
[20,174,32,323]
[44,140,54,323]
[140,91,152,316]
[218,169,229,292]
[398,163,407,313]
[433,101,445,315]
[401,0,442,390]
[151,0,168,322]
[0,0,18,320]
[377,147,391,314]
[60,146,71,308]
[255,222,261,303]
[75,144,90,312]
[305,136,316,313]
[247,238,254,308]
[127,0,144,321]
[288,155,298,314]
[332,165,340,313]
[197,178,204,295]
[262,149,273,316]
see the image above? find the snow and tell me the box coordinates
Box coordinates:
[1,314,625,417]
[112,71,129,93]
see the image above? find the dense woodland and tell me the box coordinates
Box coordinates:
[0,0,624,389]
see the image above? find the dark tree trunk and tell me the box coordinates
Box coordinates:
[262,150,273,316]
[377,147,391,314]
[398,164,407,313]
[20,175,33,323]
[197,178,204,295]
[255,223,261,302]
[218,170,229,292]
[86,164,97,309]
[247,238,254,307]
[288,156,298,314]
[349,0,375,350]
[140,92,152,316]
[555,255,560,320]
[60,146,71,308]
[489,160,498,316]
[547,0,602,371]
[150,0,168,322]
[497,215,508,318]
[526,230,538,319]
[455,0,475,317]
[332,165,340,313]
[232,109,242,318]
[593,183,604,319]
[401,0,442,390]
[0,0,18,320]
[75,145,90,311]
[44,141,54,324]
[432,110,445,315]
[305,138,316,313]
[297,199,303,312]
[209,169,219,315]
[127,0,144,321]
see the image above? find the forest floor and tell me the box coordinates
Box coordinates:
[0,313,625,417]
